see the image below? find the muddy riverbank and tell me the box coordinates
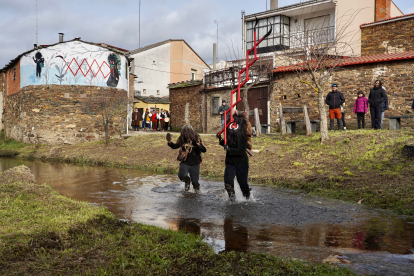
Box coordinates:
[1,158,414,275]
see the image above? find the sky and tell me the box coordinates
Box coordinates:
[0,0,413,69]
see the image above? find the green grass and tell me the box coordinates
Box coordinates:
[0,166,355,275]
[0,131,26,153]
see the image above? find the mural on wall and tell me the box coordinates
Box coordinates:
[20,41,128,90]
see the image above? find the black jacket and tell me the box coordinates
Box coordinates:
[219,137,248,165]
[368,87,387,107]
[325,91,345,109]
[168,140,206,166]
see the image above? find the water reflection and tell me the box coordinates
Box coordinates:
[1,158,414,275]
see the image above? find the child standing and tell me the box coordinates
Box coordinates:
[353,91,368,129]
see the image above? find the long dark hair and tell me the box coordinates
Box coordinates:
[176,125,198,146]
[226,114,247,149]
[374,80,382,89]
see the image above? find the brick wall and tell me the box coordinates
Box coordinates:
[5,60,20,97]
[0,72,4,131]
[375,0,391,22]
[271,59,414,131]
[361,17,414,56]
[5,85,127,145]
[169,83,203,132]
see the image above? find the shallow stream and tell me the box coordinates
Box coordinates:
[1,158,413,275]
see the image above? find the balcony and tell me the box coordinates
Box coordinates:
[289,26,335,49]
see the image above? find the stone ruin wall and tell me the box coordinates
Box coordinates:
[5,85,127,145]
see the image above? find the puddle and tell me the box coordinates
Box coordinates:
[1,158,414,275]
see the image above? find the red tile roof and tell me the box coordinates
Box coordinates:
[360,13,414,28]
[272,51,414,73]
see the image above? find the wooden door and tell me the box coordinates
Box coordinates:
[236,87,268,126]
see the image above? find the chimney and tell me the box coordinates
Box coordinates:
[59,33,64,43]
[375,0,391,22]
[34,44,37,49]
[270,0,278,10]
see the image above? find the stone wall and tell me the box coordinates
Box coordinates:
[5,85,127,145]
[271,59,414,131]
[203,88,232,133]
[361,17,414,56]
[169,83,203,132]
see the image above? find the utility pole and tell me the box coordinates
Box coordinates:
[214,20,225,63]
[139,0,141,48]
[36,0,38,45]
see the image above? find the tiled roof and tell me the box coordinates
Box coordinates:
[134,95,170,104]
[272,51,414,73]
[360,13,414,28]
[128,39,210,68]
[168,80,203,89]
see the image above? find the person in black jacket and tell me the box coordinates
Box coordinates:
[218,113,250,201]
[368,80,388,130]
[325,84,345,131]
[167,125,206,192]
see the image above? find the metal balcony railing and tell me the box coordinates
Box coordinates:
[289,26,335,49]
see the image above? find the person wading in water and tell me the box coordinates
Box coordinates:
[166,125,206,192]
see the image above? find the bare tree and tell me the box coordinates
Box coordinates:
[274,10,361,143]
[81,90,128,145]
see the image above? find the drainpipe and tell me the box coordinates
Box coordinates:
[242,11,246,58]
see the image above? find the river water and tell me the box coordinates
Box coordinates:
[1,158,414,275]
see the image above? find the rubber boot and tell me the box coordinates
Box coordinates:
[184,176,191,191]
[241,188,251,200]
[225,183,236,201]
[337,119,343,131]
[192,182,200,193]
[330,119,335,131]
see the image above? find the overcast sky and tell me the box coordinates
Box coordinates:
[0,0,413,68]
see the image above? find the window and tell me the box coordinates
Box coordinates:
[157,90,160,95]
[143,89,146,95]
[191,69,197,81]
[246,15,290,53]
[211,96,220,115]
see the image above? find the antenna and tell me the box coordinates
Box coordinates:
[214,19,225,62]
[139,0,141,48]
[36,0,38,45]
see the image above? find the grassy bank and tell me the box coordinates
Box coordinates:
[1,129,414,215]
[0,166,354,275]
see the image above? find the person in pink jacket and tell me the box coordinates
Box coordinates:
[353,91,369,129]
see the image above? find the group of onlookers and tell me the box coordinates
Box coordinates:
[325,80,406,131]
[131,108,170,132]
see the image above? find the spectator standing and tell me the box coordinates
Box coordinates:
[143,109,151,131]
[131,108,141,131]
[368,80,388,130]
[164,111,170,131]
[218,100,230,129]
[380,97,389,129]
[160,109,166,132]
[353,91,368,129]
[151,109,159,131]
[325,84,345,131]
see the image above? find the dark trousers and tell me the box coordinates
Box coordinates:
[357,112,365,129]
[341,112,346,128]
[370,105,382,129]
[178,163,200,185]
[160,120,165,130]
[224,163,249,190]
[165,122,169,131]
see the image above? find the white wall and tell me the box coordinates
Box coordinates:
[20,41,129,91]
[390,1,404,17]
[131,43,170,97]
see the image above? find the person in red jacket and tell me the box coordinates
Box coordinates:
[151,110,159,131]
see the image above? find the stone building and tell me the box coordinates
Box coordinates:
[361,13,414,56]
[0,36,132,145]
[271,52,414,131]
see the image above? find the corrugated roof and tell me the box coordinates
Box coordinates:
[128,39,210,68]
[272,51,414,73]
[360,12,414,28]
[245,0,332,19]
[0,39,129,73]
